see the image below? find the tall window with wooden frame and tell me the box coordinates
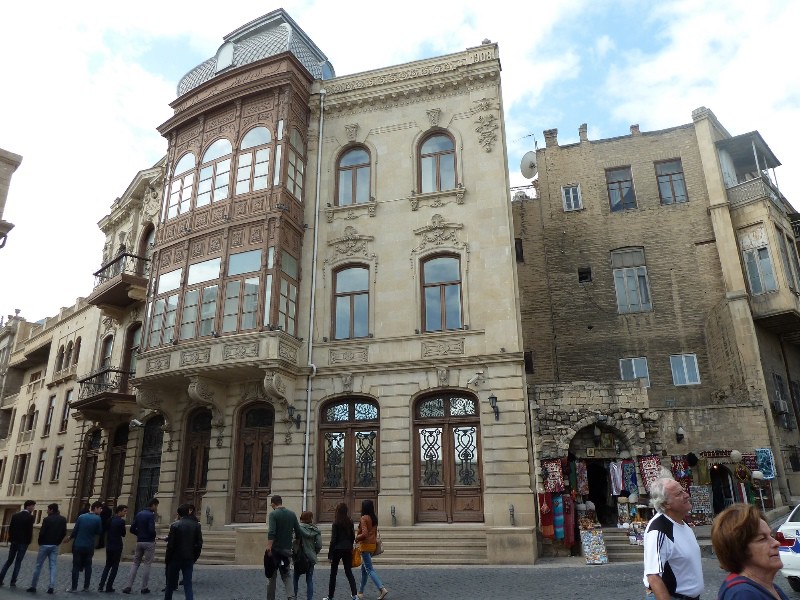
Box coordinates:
[606,166,637,212]
[419,133,456,193]
[336,147,371,206]
[286,128,305,201]
[59,390,72,433]
[221,249,262,334]
[166,153,196,220]
[148,268,182,347]
[235,127,272,196]
[180,258,221,340]
[276,250,299,336]
[421,255,462,332]
[43,395,56,436]
[197,139,232,208]
[655,159,687,205]
[333,266,369,340]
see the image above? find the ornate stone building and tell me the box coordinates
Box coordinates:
[514,108,800,531]
[0,148,22,249]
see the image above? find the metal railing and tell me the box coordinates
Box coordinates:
[77,366,134,399]
[92,252,150,288]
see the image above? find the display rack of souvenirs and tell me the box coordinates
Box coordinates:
[579,524,608,565]
[628,521,646,545]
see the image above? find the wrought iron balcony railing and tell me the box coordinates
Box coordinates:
[93,252,150,288]
[77,366,134,400]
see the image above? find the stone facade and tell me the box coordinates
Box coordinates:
[0,148,22,249]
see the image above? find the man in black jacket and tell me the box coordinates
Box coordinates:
[164,504,202,600]
[99,505,127,592]
[27,503,67,593]
[0,499,36,587]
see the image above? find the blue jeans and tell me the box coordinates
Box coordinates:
[165,560,194,600]
[293,563,314,599]
[30,545,59,589]
[359,551,383,593]
[0,542,28,583]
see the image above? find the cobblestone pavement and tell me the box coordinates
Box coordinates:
[0,555,750,600]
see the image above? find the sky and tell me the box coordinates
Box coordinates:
[1,0,798,322]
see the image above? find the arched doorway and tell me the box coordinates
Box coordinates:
[413,393,482,523]
[317,397,380,522]
[711,464,736,514]
[135,415,164,514]
[77,429,102,517]
[104,424,129,506]
[181,408,212,511]
[233,404,274,523]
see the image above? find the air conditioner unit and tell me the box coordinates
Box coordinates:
[773,399,789,415]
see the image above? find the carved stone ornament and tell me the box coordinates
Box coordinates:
[330,347,368,364]
[345,123,359,142]
[473,97,495,112]
[135,387,163,411]
[437,368,449,387]
[475,113,499,152]
[181,348,211,366]
[240,381,265,402]
[223,342,260,361]
[422,339,465,357]
[278,343,298,362]
[187,375,225,425]
[329,226,374,258]
[426,108,441,127]
[146,355,171,374]
[263,370,287,400]
[412,214,464,251]
[342,373,353,393]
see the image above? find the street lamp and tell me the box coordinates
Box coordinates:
[752,470,766,513]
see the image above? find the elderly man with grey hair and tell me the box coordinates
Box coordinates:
[643,477,703,600]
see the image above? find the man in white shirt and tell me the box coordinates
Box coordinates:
[643,477,703,600]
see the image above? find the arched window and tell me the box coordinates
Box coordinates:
[422,255,462,331]
[123,324,142,391]
[336,147,370,206]
[197,139,233,207]
[286,128,305,200]
[334,266,369,340]
[419,133,456,193]
[138,225,156,277]
[167,152,196,220]
[236,127,271,196]
[64,341,74,368]
[55,346,65,372]
[100,336,114,369]
[73,337,81,364]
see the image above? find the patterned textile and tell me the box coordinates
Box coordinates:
[543,458,565,493]
[617,501,632,527]
[580,529,608,565]
[671,455,691,491]
[622,460,638,493]
[553,494,565,540]
[694,458,711,485]
[576,460,590,495]
[755,448,776,479]
[562,495,575,547]
[689,485,712,522]
[638,454,662,493]
[609,461,623,496]
[743,453,758,471]
[539,493,554,538]
[569,461,578,492]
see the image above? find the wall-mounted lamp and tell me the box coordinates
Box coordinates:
[286,405,302,430]
[487,393,499,421]
[593,425,601,447]
[675,426,685,443]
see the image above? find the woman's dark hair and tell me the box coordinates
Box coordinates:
[711,503,765,573]
[334,502,353,530]
[361,499,378,526]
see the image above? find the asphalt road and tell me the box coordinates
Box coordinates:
[0,554,781,600]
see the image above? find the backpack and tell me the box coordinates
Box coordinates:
[293,545,310,575]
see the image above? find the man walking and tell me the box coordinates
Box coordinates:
[122,498,159,594]
[0,499,36,587]
[27,503,67,594]
[164,504,202,600]
[66,501,104,592]
[643,477,704,600]
[265,495,302,600]
[99,505,127,592]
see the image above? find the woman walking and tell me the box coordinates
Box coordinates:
[355,500,388,600]
[322,503,357,600]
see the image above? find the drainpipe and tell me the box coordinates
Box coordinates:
[302,87,326,511]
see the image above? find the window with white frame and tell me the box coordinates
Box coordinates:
[34,449,46,483]
[166,153,196,220]
[197,139,232,208]
[51,447,63,481]
[739,224,777,295]
[562,185,582,211]
[235,127,271,196]
[611,248,652,313]
[670,354,700,386]
[619,357,650,387]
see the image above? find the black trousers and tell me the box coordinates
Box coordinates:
[327,548,356,598]
[99,548,122,590]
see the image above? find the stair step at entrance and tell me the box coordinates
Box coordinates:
[601,527,643,563]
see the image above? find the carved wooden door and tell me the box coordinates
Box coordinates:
[135,416,164,514]
[180,409,211,511]
[233,405,274,523]
[317,398,379,521]
[104,425,129,506]
[414,394,482,523]
[77,430,102,518]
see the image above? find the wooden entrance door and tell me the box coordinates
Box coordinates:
[180,409,211,511]
[414,394,483,523]
[233,404,274,523]
[318,398,379,521]
[135,415,164,514]
[77,430,102,517]
[104,425,129,506]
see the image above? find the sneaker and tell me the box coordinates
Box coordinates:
[65,588,77,593]
[122,589,131,594]
[47,589,54,595]
[377,589,389,600]
[141,589,150,595]
[27,588,36,593]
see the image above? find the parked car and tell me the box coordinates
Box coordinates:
[775,505,800,592]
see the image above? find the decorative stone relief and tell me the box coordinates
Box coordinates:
[209,235,222,253]
[181,348,210,366]
[330,347,368,364]
[230,228,244,247]
[330,226,373,258]
[437,368,449,387]
[263,370,287,400]
[426,109,441,127]
[345,124,359,141]
[422,339,464,357]
[342,374,353,393]
[240,381,264,402]
[325,58,467,95]
[412,214,464,251]
[223,342,259,361]
[194,212,209,228]
[475,114,499,152]
[135,387,163,411]
[174,248,185,263]
[250,225,263,244]
[102,316,117,333]
[278,343,297,362]
[473,97,495,112]
[191,240,205,258]
[146,355,171,373]
[187,375,226,427]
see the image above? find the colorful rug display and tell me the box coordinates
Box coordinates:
[671,455,691,491]
[543,458,565,493]
[539,492,554,538]
[622,460,638,494]
[576,460,590,495]
[755,448,776,479]
[689,485,712,523]
[638,454,662,493]
[743,453,758,472]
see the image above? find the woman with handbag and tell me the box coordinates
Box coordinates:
[322,503,357,600]
[355,500,389,600]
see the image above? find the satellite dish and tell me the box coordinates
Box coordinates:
[520,151,538,179]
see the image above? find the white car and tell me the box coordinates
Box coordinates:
[776,505,800,592]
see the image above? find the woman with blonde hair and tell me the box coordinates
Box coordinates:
[355,499,388,600]
[711,503,789,599]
